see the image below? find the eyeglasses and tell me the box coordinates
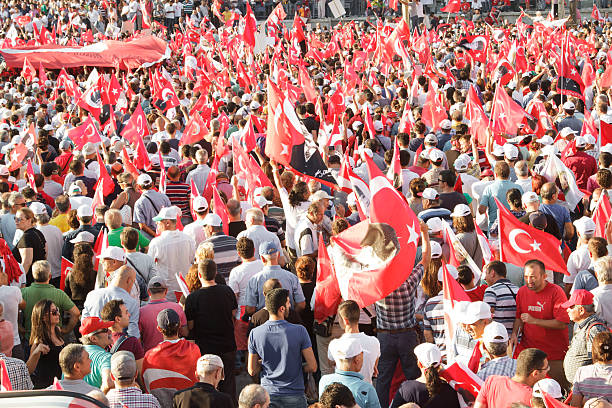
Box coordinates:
[13,202,25,207]
[538,365,550,372]
[93,328,110,336]
[50,308,60,316]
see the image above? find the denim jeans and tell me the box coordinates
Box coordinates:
[375,330,420,408]
[269,394,308,408]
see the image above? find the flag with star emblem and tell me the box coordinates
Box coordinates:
[495,197,568,274]
[593,193,612,239]
[265,79,335,186]
[465,86,489,146]
[458,35,489,64]
[328,155,420,307]
[557,33,585,100]
[490,83,527,135]
[422,87,448,131]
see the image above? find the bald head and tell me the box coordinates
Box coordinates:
[112,265,136,292]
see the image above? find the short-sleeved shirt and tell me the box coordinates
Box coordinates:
[0,285,22,346]
[21,283,75,340]
[391,380,459,408]
[139,298,188,352]
[573,363,612,402]
[133,190,171,231]
[477,356,517,381]
[515,283,569,360]
[483,279,519,335]
[422,293,445,351]
[111,331,145,360]
[13,227,46,279]
[539,203,571,237]
[475,375,532,408]
[480,180,523,229]
[245,265,305,311]
[319,370,381,408]
[107,227,150,251]
[563,314,609,383]
[203,233,240,279]
[185,285,237,355]
[572,269,599,293]
[82,344,111,388]
[228,260,264,319]
[248,319,311,396]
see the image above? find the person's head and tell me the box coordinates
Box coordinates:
[15,206,35,230]
[438,170,456,191]
[239,384,270,408]
[80,316,114,349]
[195,149,209,165]
[494,161,510,180]
[111,265,136,293]
[101,299,130,330]
[120,227,140,251]
[236,237,255,261]
[295,256,315,282]
[422,188,440,209]
[104,208,123,230]
[592,331,612,364]
[515,160,529,179]
[589,237,609,261]
[482,321,510,359]
[31,259,51,283]
[153,207,179,232]
[484,260,507,286]
[451,204,474,233]
[595,256,612,284]
[337,300,360,329]
[574,216,596,241]
[59,344,91,379]
[98,246,126,275]
[563,289,596,323]
[195,354,224,387]
[265,288,290,319]
[461,301,492,339]
[55,194,70,213]
[307,202,324,224]
[332,218,349,236]
[156,308,181,339]
[245,208,265,227]
[198,259,217,282]
[110,351,138,387]
[413,343,443,397]
[540,182,558,202]
[331,336,364,373]
[30,299,62,345]
[531,378,563,408]
[524,259,547,292]
[584,398,612,408]
[515,348,549,386]
[319,382,358,408]
[259,241,280,265]
[8,192,25,214]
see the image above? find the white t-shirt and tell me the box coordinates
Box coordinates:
[228,259,264,319]
[164,3,175,18]
[328,332,380,384]
[0,285,22,346]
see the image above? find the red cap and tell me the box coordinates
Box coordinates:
[561,289,594,309]
[79,316,114,336]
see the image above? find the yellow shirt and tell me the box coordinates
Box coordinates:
[49,214,70,233]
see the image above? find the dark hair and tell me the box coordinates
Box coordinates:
[55,195,70,213]
[30,299,62,346]
[120,227,140,251]
[101,299,125,322]
[589,237,609,258]
[236,237,255,259]
[337,300,360,324]
[439,170,456,186]
[265,288,289,315]
[288,181,309,207]
[424,365,444,397]
[332,218,349,236]
[198,259,217,281]
[524,259,545,274]
[506,188,523,210]
[597,169,612,190]
[295,256,315,281]
[486,260,507,278]
[592,331,612,363]
[494,161,510,179]
[516,348,547,377]
[71,243,95,290]
[456,265,474,285]
[319,383,356,408]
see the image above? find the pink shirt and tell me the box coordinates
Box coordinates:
[0,320,14,356]
[138,299,187,352]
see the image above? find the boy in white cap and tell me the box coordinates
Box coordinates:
[530,378,563,408]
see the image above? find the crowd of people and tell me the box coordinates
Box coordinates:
[1,0,612,408]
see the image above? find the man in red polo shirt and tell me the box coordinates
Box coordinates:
[510,259,570,390]
[562,135,597,190]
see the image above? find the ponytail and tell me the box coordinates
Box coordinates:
[424,365,443,397]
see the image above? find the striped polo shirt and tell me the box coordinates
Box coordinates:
[422,293,445,352]
[165,180,190,217]
[204,233,240,279]
[483,279,519,335]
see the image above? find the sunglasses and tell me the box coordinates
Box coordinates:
[50,308,60,316]
[93,328,110,336]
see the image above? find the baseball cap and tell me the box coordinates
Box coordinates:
[373,120,384,132]
[347,193,357,207]
[561,289,595,308]
[202,213,222,227]
[147,276,167,290]
[522,191,539,205]
[533,378,563,399]
[111,351,137,380]
[82,142,96,156]
[492,145,505,157]
[330,336,364,361]
[310,190,333,202]
[454,155,469,171]
[573,216,596,236]
[584,134,596,145]
[503,144,519,160]
[77,205,93,218]
[29,201,47,216]
[430,241,442,258]
[153,206,179,222]
[193,196,209,212]
[482,321,509,344]
[254,195,273,208]
[413,343,442,368]
[451,203,471,218]
[440,119,452,130]
[250,101,261,110]
[157,308,180,330]
[422,188,439,200]
[536,135,554,146]
[461,301,492,325]
[562,101,576,110]
[197,354,224,373]
[70,231,95,244]
[428,149,445,163]
[529,211,548,230]
[0,165,9,176]
[59,139,73,150]
[136,173,153,186]
[68,183,82,194]
[424,134,438,144]
[259,241,279,257]
[559,127,578,138]
[437,264,459,282]
[541,144,560,157]
[426,217,444,233]
[79,316,114,336]
[96,246,126,262]
[574,136,586,148]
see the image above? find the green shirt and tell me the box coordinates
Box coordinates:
[107,227,150,251]
[82,344,111,388]
[21,283,75,341]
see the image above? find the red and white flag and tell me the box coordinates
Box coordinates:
[539,151,584,210]
[212,185,230,236]
[543,391,572,408]
[439,361,483,402]
[442,263,471,358]
[8,143,27,172]
[441,0,462,12]
[26,159,37,193]
[176,272,190,299]
[313,234,342,322]
[142,340,201,392]
[475,223,494,266]
[0,359,12,391]
[67,115,102,150]
[180,112,208,147]
[490,83,526,135]
[51,377,63,390]
[593,4,604,22]
[21,57,36,83]
[60,257,73,291]
[158,150,166,194]
[593,193,612,239]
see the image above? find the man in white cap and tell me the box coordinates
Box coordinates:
[173,354,234,408]
[31,201,63,287]
[237,208,284,265]
[454,154,479,199]
[183,196,209,247]
[417,188,452,223]
[455,301,493,366]
[564,217,597,294]
[555,127,578,153]
[106,351,161,407]
[133,173,171,238]
[294,202,324,258]
[437,119,453,149]
[319,336,380,408]
[518,192,561,240]
[531,378,563,408]
[422,148,446,190]
[373,120,391,151]
[562,135,598,190]
[148,206,196,302]
[62,204,99,262]
[556,100,583,135]
[477,321,516,380]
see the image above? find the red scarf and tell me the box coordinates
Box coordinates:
[0,239,22,284]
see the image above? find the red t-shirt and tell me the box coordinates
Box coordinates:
[515,282,569,360]
[465,284,488,302]
[475,375,532,408]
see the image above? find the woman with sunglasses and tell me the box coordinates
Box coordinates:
[26,299,65,389]
[12,207,47,285]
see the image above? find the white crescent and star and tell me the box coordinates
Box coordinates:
[508,229,540,254]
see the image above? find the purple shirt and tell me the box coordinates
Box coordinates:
[138,299,187,352]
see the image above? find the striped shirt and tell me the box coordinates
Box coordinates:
[204,233,240,279]
[375,264,425,330]
[265,215,285,243]
[165,180,191,217]
[422,293,445,352]
[573,364,612,402]
[483,279,518,335]
[478,356,517,381]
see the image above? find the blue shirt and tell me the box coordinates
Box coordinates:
[480,180,523,229]
[245,265,305,310]
[539,203,571,237]
[572,269,599,293]
[82,286,140,338]
[319,370,381,408]
[0,212,16,249]
[248,320,311,396]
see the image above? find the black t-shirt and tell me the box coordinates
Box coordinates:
[228,221,246,238]
[185,284,237,355]
[391,380,460,408]
[439,192,468,212]
[13,227,47,283]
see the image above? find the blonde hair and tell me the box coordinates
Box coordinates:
[195,242,215,263]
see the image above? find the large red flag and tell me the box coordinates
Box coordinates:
[21,56,36,83]
[60,257,73,291]
[496,197,568,274]
[422,88,448,131]
[142,340,201,392]
[442,263,471,354]
[26,159,37,193]
[439,361,483,400]
[95,152,115,196]
[121,104,149,145]
[601,120,612,147]
[490,84,526,135]
[600,65,612,89]
[593,3,604,21]
[243,2,257,48]
[313,234,342,322]
[593,194,612,238]
[212,185,230,236]
[67,115,102,150]
[441,0,462,12]
[8,143,27,171]
[299,64,317,103]
[179,112,208,147]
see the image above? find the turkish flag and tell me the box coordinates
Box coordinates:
[593,4,604,21]
[0,360,12,391]
[120,148,140,180]
[142,339,201,392]
[121,104,150,145]
[96,152,115,196]
[601,66,612,89]
[299,65,317,103]
[180,112,208,147]
[496,197,568,274]
[241,116,258,152]
[441,0,462,12]
[601,121,612,147]
[363,105,376,138]
[458,35,489,64]
[67,115,102,150]
[492,58,516,86]
[8,143,28,171]
[77,82,102,119]
[466,86,489,146]
[439,361,483,400]
[60,257,73,291]
[22,56,36,83]
[153,80,180,113]
[314,233,342,322]
[328,156,420,307]
[557,35,585,101]
[232,141,273,199]
[582,61,596,88]
[189,179,201,222]
[211,185,230,236]
[593,193,612,239]
[91,177,107,214]
[243,2,257,48]
[422,88,448,131]
[442,263,471,354]
[527,99,556,138]
[15,15,31,26]
[26,159,37,193]
[107,74,122,106]
[490,84,526,135]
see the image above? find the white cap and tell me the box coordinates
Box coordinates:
[454,155,470,171]
[428,149,445,163]
[352,121,363,130]
[254,195,273,208]
[69,183,82,194]
[310,190,333,202]
[77,205,93,218]
[562,101,576,110]
[413,343,442,368]
[430,241,442,258]
[482,321,509,343]
[347,193,357,207]
[438,264,459,282]
[559,127,578,138]
[137,173,153,186]
[533,378,563,399]
[152,206,179,222]
[492,145,505,156]
[203,213,222,227]
[193,196,208,212]
[461,301,492,325]
[70,231,95,244]
[426,217,444,233]
[541,145,559,157]
[82,142,96,156]
[574,136,586,148]
[422,188,439,200]
[241,93,252,103]
[573,216,596,236]
[29,202,47,216]
[451,203,471,217]
[536,135,554,145]
[425,134,438,144]
[197,354,224,372]
[602,143,612,155]
[522,191,539,205]
[440,119,452,130]
[330,336,364,360]
[503,144,519,160]
[250,101,261,110]
[97,246,126,262]
[373,120,383,132]
[584,134,596,145]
